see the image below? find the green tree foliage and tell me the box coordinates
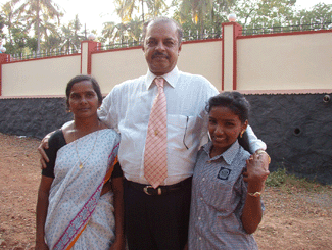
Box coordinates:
[0,15,5,36]
[13,0,62,54]
[233,0,296,25]
[294,3,332,30]
[114,0,168,23]
[173,0,235,39]
[1,1,18,43]
[1,0,331,56]
[60,15,86,53]
[232,0,332,34]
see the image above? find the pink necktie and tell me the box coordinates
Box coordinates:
[144,77,168,189]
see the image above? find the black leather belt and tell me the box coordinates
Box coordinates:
[126,178,192,196]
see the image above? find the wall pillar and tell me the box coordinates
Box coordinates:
[0,53,10,96]
[222,22,242,91]
[81,40,100,75]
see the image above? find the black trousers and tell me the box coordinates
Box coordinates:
[124,179,192,250]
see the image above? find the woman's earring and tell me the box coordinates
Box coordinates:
[240,130,245,138]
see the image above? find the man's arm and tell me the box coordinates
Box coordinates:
[245,125,267,153]
[242,125,270,170]
[38,121,75,168]
[98,89,118,130]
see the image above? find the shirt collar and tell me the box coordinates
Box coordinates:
[145,66,180,89]
[203,140,241,165]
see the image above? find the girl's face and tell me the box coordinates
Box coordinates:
[208,106,248,156]
[68,80,101,118]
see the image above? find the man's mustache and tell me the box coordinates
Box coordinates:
[152,52,169,59]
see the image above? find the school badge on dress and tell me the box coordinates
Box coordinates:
[218,167,231,180]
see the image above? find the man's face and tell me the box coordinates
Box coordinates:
[143,20,182,75]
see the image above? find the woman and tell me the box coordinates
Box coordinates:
[188,92,270,249]
[35,75,125,250]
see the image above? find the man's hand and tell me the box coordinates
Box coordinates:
[37,132,53,169]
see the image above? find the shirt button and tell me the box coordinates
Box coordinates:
[198,217,201,220]
[202,178,205,181]
[199,237,202,241]
[200,197,203,201]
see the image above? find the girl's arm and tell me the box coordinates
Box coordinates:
[109,177,126,250]
[36,175,53,249]
[241,154,270,234]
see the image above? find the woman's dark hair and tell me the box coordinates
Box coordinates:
[206,92,250,123]
[65,75,103,109]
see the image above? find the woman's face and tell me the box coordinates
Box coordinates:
[67,80,100,118]
[208,106,247,156]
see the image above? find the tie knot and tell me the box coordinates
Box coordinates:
[154,78,164,88]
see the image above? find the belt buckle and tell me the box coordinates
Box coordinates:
[143,186,162,195]
[143,185,154,195]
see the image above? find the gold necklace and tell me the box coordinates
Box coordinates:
[74,122,100,169]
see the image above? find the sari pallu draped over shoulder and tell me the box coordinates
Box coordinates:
[44,129,120,250]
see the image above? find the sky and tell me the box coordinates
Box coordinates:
[1,0,332,36]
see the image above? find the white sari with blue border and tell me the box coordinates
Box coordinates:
[45,129,120,250]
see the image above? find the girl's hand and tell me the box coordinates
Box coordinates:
[243,154,270,191]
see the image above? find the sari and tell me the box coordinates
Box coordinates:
[44,129,120,250]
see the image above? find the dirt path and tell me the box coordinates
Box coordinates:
[0,133,331,249]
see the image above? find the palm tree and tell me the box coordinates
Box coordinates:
[114,0,133,22]
[1,1,18,43]
[13,0,62,54]
[145,0,168,18]
[60,23,74,54]
[101,21,117,44]
[58,17,85,54]
[178,0,213,38]
[126,17,143,43]
[115,0,167,23]
[71,15,85,52]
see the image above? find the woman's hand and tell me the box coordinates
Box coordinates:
[109,238,126,250]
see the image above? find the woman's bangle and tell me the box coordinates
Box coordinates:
[255,149,271,164]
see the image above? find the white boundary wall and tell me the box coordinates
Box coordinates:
[0,22,331,97]
[237,32,332,90]
[1,55,81,96]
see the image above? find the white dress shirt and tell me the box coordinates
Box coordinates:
[99,66,266,185]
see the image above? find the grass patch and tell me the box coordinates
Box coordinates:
[266,168,331,193]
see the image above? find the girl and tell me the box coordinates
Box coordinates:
[188,92,269,249]
[36,75,125,250]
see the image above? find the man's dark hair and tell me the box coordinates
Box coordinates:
[141,16,183,46]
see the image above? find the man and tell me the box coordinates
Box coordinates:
[39,17,270,250]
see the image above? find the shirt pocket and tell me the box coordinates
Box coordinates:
[201,178,234,213]
[167,114,203,151]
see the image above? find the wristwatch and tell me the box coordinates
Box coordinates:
[248,192,261,197]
